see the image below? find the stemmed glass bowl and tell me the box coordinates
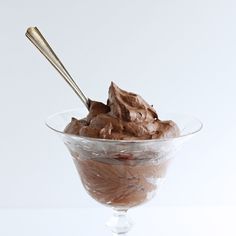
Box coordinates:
[46,109,202,235]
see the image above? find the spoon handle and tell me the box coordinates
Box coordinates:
[25,27,89,109]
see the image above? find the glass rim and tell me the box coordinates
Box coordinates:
[45,108,203,143]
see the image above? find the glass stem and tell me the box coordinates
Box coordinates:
[106,209,133,235]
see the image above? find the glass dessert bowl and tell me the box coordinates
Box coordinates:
[25,27,202,235]
[46,109,202,235]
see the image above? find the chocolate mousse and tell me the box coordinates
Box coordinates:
[73,155,171,208]
[65,82,179,139]
[64,82,180,209]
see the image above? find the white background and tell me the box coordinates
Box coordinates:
[0,0,235,211]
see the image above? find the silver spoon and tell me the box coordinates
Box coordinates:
[25,27,90,110]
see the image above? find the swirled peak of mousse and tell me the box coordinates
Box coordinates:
[64,82,180,140]
[108,82,157,122]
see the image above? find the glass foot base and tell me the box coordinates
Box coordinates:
[106,209,133,235]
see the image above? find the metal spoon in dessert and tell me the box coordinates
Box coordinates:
[25,27,90,110]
